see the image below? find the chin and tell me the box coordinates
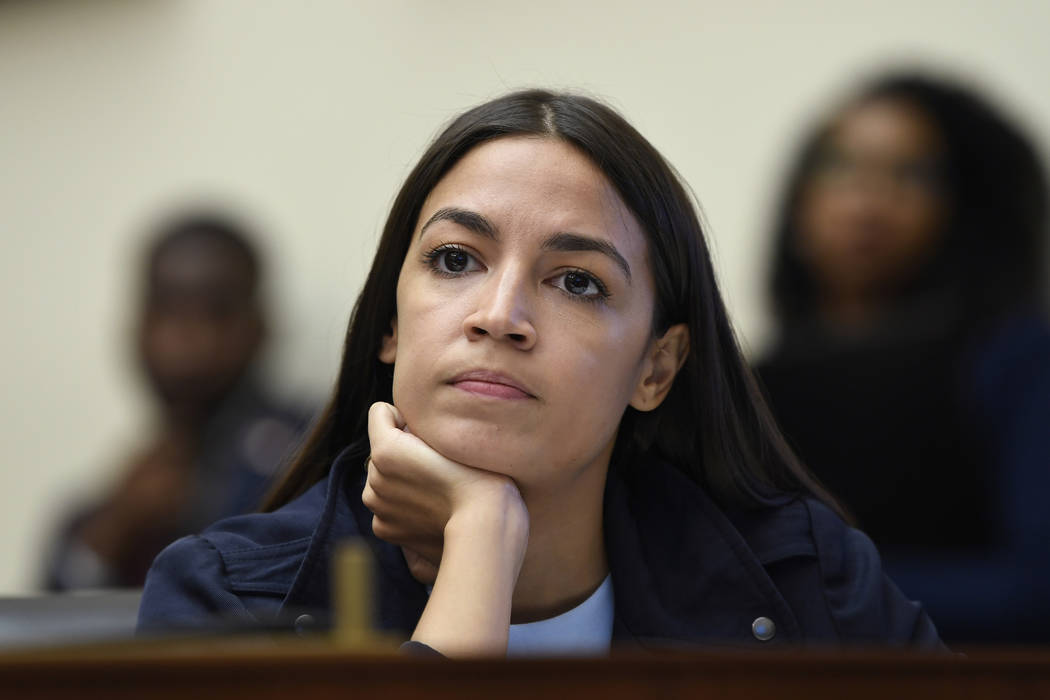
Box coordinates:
[424,418,525,472]
[396,395,616,487]
[401,411,533,477]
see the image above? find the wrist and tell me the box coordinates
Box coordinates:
[415,486,529,657]
[444,481,529,556]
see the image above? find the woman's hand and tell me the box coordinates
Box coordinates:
[363,402,529,575]
[363,401,530,655]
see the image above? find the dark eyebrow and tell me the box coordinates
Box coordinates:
[542,232,632,284]
[420,207,498,240]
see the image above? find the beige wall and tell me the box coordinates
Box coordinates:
[2,0,1047,593]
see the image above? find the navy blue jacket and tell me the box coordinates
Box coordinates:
[138,443,943,650]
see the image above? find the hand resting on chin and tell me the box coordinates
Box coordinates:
[363,401,530,656]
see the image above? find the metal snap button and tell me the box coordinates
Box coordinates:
[294,613,316,636]
[752,616,776,641]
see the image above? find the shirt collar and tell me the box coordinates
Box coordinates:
[507,574,614,656]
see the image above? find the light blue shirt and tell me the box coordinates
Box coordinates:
[506,574,614,656]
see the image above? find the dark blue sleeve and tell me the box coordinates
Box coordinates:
[808,501,944,648]
[137,535,257,633]
[880,316,1050,642]
[399,640,445,656]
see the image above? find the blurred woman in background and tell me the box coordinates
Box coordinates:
[756,72,1050,644]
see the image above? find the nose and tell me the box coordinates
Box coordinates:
[838,180,899,236]
[462,268,537,350]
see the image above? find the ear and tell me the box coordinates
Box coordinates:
[629,323,689,412]
[378,317,398,364]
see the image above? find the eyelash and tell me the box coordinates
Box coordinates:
[557,267,611,304]
[421,244,611,305]
[421,242,474,278]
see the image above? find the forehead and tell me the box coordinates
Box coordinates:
[417,136,649,259]
[828,98,943,158]
[150,237,253,300]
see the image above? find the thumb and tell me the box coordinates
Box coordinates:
[369,401,406,433]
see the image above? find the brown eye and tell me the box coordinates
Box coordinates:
[424,245,479,275]
[552,269,609,304]
[442,249,469,272]
[564,271,592,295]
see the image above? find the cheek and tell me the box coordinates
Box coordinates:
[529,338,648,473]
[548,323,650,423]
[388,276,468,407]
[394,271,457,348]
[794,190,835,253]
[574,339,642,393]
[894,200,945,254]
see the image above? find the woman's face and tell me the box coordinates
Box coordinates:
[796,97,948,304]
[379,136,674,491]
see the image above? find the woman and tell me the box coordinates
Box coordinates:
[756,73,1050,644]
[139,89,941,655]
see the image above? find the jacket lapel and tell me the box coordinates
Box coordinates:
[280,442,427,636]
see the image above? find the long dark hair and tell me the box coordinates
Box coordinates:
[769,72,1048,329]
[265,89,840,516]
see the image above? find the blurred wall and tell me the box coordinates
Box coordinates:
[1,0,1048,593]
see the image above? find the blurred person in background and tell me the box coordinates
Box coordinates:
[44,212,310,590]
[755,72,1050,644]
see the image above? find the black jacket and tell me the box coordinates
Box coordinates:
[138,444,943,650]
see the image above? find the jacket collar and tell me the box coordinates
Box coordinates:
[281,445,799,647]
[282,441,428,632]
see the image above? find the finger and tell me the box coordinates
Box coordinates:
[388,403,405,429]
[402,549,439,586]
[361,480,378,513]
[368,404,446,476]
[365,458,399,499]
[403,543,442,569]
[368,403,413,467]
[371,514,395,543]
[366,457,427,518]
[368,401,405,433]
[371,513,432,549]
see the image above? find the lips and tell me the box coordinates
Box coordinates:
[449,369,536,400]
